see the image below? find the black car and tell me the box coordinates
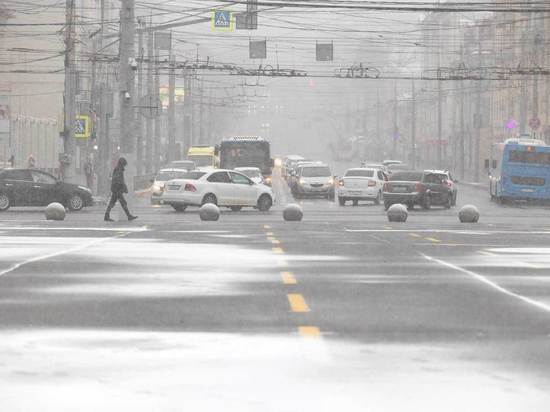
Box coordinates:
[383,170,455,210]
[0,169,93,211]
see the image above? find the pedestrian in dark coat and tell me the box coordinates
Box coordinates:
[104,157,137,221]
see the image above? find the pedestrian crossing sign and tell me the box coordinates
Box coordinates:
[212,10,233,31]
[75,115,90,139]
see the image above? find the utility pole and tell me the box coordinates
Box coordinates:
[376,88,380,160]
[392,82,397,159]
[145,24,153,173]
[474,34,482,182]
[459,51,465,180]
[119,0,136,174]
[63,0,77,182]
[153,45,161,171]
[168,54,176,161]
[436,0,442,169]
[199,77,204,143]
[136,19,144,175]
[411,78,416,170]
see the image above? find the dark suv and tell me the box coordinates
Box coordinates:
[383,170,455,210]
[0,169,93,211]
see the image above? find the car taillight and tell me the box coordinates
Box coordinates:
[184,183,196,192]
[368,180,376,187]
[338,179,344,187]
[445,180,452,188]
[415,182,423,192]
[383,183,388,191]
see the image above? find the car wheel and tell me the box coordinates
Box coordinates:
[0,193,10,211]
[384,201,391,211]
[445,194,452,209]
[374,191,381,205]
[172,204,187,212]
[338,197,346,206]
[352,199,359,206]
[201,193,217,206]
[452,193,457,206]
[422,196,431,210]
[230,206,242,212]
[68,193,84,211]
[257,194,272,212]
[407,203,414,211]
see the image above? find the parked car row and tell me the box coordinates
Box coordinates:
[281,155,335,200]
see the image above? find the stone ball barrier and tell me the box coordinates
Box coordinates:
[199,203,220,221]
[387,203,408,222]
[283,203,303,222]
[45,202,66,221]
[458,204,480,223]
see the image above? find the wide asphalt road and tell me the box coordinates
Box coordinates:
[1,170,550,411]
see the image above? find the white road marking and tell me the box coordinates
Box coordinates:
[346,229,550,235]
[0,233,127,278]
[423,254,550,314]
[0,226,148,232]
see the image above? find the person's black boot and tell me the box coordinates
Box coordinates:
[104,213,114,222]
[128,215,138,221]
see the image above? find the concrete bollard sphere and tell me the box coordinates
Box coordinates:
[387,203,408,222]
[458,204,480,223]
[45,202,66,221]
[283,203,303,222]
[199,203,220,221]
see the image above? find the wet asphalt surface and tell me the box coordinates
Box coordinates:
[1,170,550,411]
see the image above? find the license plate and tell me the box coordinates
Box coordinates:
[349,191,362,195]
[521,188,535,193]
[392,187,408,193]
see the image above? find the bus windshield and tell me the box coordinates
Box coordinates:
[220,142,270,173]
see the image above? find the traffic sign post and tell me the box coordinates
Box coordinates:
[212,10,233,31]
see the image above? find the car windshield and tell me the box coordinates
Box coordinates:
[389,172,423,181]
[238,169,261,178]
[180,171,206,180]
[345,169,374,177]
[156,171,188,181]
[302,166,331,177]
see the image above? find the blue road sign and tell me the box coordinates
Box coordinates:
[212,10,232,31]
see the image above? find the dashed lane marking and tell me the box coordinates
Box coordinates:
[423,254,550,314]
[281,271,297,285]
[263,225,271,230]
[425,237,441,243]
[270,239,281,245]
[288,294,310,312]
[272,247,284,254]
[265,232,274,236]
[298,326,320,338]
[409,233,421,238]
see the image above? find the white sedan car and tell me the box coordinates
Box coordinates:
[337,168,387,206]
[160,169,275,212]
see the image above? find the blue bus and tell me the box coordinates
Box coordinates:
[488,137,550,202]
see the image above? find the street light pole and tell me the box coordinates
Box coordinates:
[411,78,416,170]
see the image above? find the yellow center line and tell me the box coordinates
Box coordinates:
[281,271,297,285]
[263,225,271,230]
[409,233,421,238]
[298,326,320,338]
[425,237,441,243]
[384,226,392,230]
[288,294,310,312]
[272,247,284,254]
[265,232,274,236]
[270,239,281,245]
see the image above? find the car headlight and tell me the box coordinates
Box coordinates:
[327,177,334,185]
[78,185,92,193]
[152,184,161,192]
[299,178,306,185]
